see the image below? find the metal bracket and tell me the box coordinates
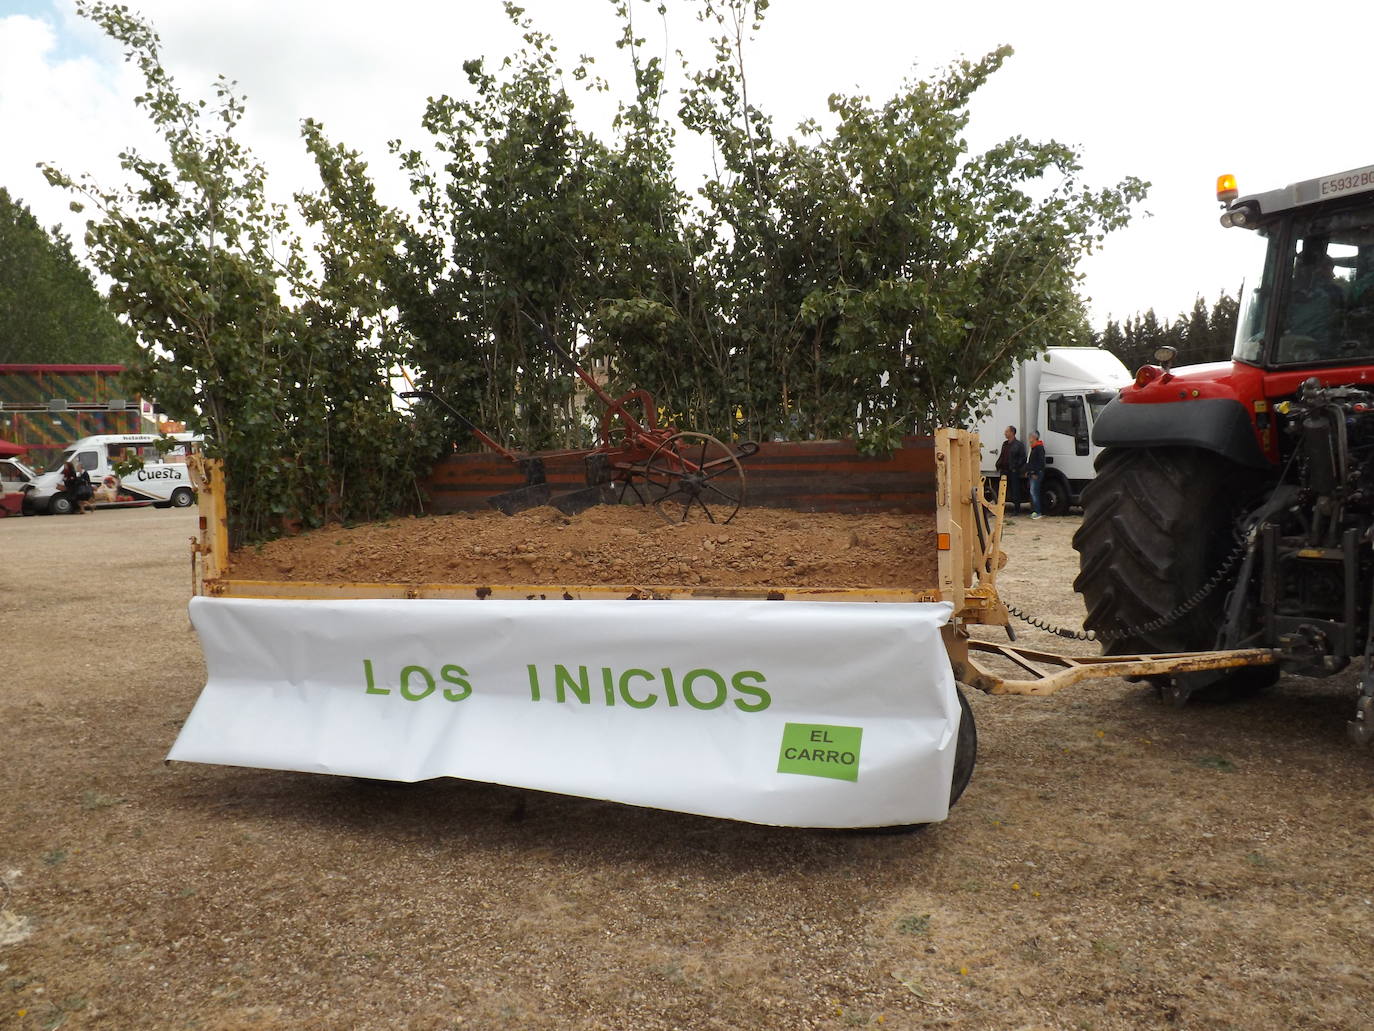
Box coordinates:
[965,640,1278,697]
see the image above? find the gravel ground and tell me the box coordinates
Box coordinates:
[3,505,1373,1030]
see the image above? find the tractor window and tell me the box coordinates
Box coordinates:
[1273,209,1374,364]
[1234,226,1278,364]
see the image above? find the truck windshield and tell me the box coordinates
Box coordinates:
[46,450,76,474]
[1268,208,1374,365]
[1086,390,1117,423]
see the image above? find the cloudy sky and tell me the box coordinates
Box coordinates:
[1,0,1370,333]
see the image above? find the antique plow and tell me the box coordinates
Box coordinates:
[404,323,758,523]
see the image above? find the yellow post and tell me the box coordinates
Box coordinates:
[189,457,230,593]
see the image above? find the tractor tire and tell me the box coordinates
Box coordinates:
[1073,446,1278,697]
[1073,447,1244,653]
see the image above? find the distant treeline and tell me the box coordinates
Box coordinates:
[0,187,135,365]
[1094,292,1239,372]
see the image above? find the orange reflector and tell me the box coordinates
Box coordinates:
[937,532,951,551]
[1216,173,1238,203]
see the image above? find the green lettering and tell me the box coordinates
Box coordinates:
[777,723,861,781]
[440,664,472,702]
[527,664,541,701]
[400,665,436,702]
[660,667,679,706]
[363,658,389,696]
[731,671,771,712]
[682,669,727,710]
[619,669,657,709]
[555,664,591,703]
[601,667,616,706]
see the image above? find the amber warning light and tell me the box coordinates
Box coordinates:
[1217,174,1238,203]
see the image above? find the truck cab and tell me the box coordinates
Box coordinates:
[24,433,202,515]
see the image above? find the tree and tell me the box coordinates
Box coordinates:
[395,0,1147,449]
[603,5,1145,444]
[50,0,1149,545]
[0,187,135,364]
[45,2,431,544]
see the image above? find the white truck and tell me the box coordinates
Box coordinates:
[973,346,1131,515]
[23,433,202,515]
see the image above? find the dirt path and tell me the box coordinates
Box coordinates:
[2,506,1372,1030]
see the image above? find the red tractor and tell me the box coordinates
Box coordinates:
[1073,163,1374,742]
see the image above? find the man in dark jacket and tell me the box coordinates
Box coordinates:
[995,425,1027,514]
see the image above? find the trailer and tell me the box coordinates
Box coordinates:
[169,431,1275,828]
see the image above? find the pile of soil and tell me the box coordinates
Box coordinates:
[228,504,940,589]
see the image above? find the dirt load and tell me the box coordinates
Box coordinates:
[4,507,1374,1030]
[227,505,939,589]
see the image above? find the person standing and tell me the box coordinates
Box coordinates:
[995,425,1027,514]
[1027,430,1046,519]
[60,460,94,513]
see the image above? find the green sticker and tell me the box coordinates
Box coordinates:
[777,723,863,782]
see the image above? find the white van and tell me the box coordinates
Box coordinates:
[24,433,202,515]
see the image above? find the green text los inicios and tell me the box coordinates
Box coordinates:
[362,660,771,712]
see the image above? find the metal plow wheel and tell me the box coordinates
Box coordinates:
[641,432,746,525]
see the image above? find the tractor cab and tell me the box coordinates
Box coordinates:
[1223,166,1374,369]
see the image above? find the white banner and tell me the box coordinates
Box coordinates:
[170,596,960,828]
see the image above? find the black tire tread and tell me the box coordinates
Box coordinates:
[1072,447,1246,655]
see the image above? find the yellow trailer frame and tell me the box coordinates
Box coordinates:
[186,429,1276,697]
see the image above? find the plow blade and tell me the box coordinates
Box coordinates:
[485,457,551,515]
[486,481,553,515]
[549,483,623,515]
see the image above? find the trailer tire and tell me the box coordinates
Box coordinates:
[948,683,977,807]
[1073,446,1272,699]
[856,684,976,834]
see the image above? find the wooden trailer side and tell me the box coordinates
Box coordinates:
[191,430,1009,623]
